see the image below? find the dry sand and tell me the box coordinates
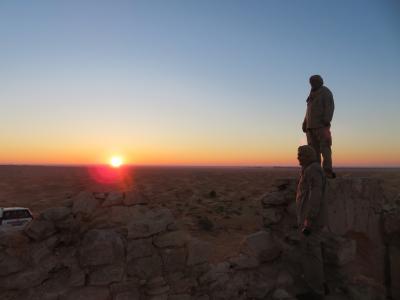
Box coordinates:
[1,165,399,262]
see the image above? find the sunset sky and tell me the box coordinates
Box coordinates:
[1,0,399,166]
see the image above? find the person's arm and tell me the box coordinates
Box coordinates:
[303,169,324,229]
[323,90,335,126]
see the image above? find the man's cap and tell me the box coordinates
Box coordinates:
[309,75,324,86]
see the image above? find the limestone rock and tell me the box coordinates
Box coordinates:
[127,254,163,279]
[229,254,259,270]
[72,191,100,216]
[272,288,295,300]
[114,291,141,300]
[42,207,71,222]
[153,230,189,248]
[262,207,285,226]
[24,219,56,241]
[324,235,356,266]
[161,247,186,272]
[127,237,155,260]
[124,189,148,206]
[260,192,287,206]
[0,252,26,276]
[169,295,192,300]
[89,263,125,285]
[187,238,212,266]
[79,229,124,267]
[127,208,174,239]
[240,231,281,262]
[101,192,124,207]
[60,287,110,300]
[0,267,49,290]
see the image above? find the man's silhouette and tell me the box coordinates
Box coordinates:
[302,75,335,178]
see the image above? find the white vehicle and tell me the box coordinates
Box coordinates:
[0,207,33,231]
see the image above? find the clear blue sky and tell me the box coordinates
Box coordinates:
[1,0,399,166]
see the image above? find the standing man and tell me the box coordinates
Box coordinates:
[302,75,336,178]
[296,145,327,300]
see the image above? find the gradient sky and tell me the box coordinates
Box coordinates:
[1,0,399,166]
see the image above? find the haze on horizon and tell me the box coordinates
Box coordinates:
[1,0,399,167]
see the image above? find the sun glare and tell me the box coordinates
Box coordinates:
[110,156,123,168]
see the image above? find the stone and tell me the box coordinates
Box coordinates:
[389,244,400,300]
[72,191,100,216]
[324,235,356,266]
[247,276,275,299]
[153,230,189,248]
[229,254,259,270]
[101,191,124,207]
[262,207,285,226]
[24,219,56,241]
[110,279,140,295]
[276,269,294,287]
[145,276,170,296]
[0,230,29,248]
[0,267,49,290]
[240,231,281,262]
[124,189,148,206]
[127,238,155,260]
[109,205,144,225]
[42,207,71,222]
[79,229,124,267]
[272,288,294,300]
[127,208,175,239]
[161,247,186,272]
[114,291,141,300]
[260,192,287,206]
[89,263,125,285]
[127,254,163,279]
[0,252,26,276]
[60,287,110,300]
[186,238,212,266]
[169,295,192,300]
[167,272,197,294]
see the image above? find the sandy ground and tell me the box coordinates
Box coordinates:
[1,165,399,262]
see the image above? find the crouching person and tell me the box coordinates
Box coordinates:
[296,145,328,300]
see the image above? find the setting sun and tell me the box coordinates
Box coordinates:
[110,156,123,168]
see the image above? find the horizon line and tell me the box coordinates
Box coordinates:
[1,163,400,169]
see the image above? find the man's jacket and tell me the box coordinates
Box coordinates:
[303,86,335,129]
[296,162,327,230]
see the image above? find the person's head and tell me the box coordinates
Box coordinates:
[297,145,317,167]
[309,75,324,91]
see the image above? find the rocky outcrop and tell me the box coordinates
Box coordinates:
[0,178,397,300]
[261,177,399,300]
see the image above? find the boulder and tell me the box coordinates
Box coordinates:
[0,252,26,276]
[25,219,56,241]
[0,267,49,290]
[260,192,288,207]
[124,189,148,206]
[127,238,156,260]
[79,229,124,267]
[186,238,212,266]
[72,191,100,216]
[240,231,281,262]
[42,207,71,222]
[101,192,124,207]
[60,287,110,300]
[127,208,174,239]
[89,263,125,286]
[262,208,285,226]
[324,235,356,266]
[160,247,186,272]
[127,254,163,279]
[153,230,189,248]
